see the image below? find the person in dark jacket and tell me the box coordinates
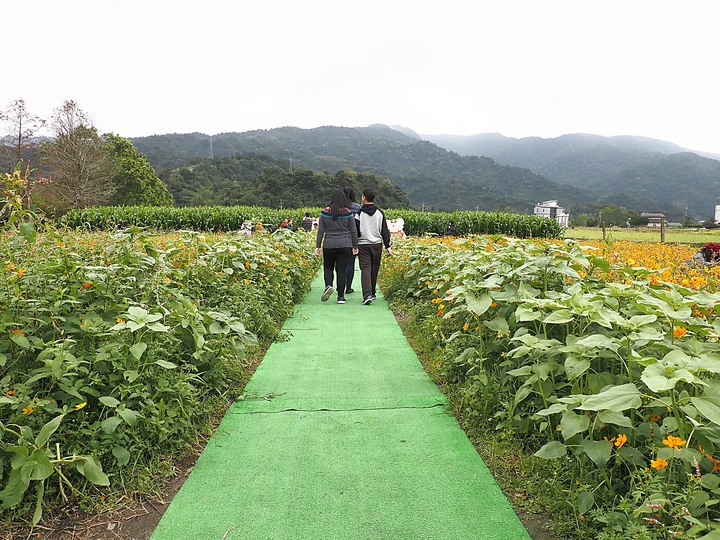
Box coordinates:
[315,189,359,304]
[343,186,362,295]
[355,187,392,305]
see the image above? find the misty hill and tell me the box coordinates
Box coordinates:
[423,132,720,219]
[132,125,591,213]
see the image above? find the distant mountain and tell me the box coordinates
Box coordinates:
[422,132,720,219]
[130,126,720,219]
[132,125,592,213]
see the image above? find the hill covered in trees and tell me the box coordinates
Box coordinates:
[133,125,590,213]
[132,125,720,219]
[424,132,720,220]
[161,152,409,209]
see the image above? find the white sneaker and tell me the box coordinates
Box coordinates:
[363,296,373,305]
[321,286,334,302]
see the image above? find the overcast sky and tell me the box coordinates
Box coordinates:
[5,0,719,153]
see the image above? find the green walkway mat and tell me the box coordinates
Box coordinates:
[150,272,531,540]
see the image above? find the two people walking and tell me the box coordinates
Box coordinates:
[315,187,392,304]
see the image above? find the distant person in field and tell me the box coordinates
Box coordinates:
[355,187,392,305]
[445,220,457,236]
[301,212,313,232]
[689,243,720,267]
[279,217,292,229]
[315,189,358,304]
[343,186,362,295]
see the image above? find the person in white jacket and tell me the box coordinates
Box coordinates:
[355,188,392,305]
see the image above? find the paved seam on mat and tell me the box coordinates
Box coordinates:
[150,271,532,540]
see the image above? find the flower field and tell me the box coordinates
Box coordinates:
[381,235,720,539]
[0,223,318,526]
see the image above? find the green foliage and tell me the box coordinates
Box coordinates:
[59,205,563,239]
[382,236,720,538]
[160,152,409,209]
[104,133,173,207]
[386,209,564,239]
[131,126,589,213]
[0,219,318,523]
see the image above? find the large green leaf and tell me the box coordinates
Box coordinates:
[76,456,110,486]
[35,414,65,448]
[576,384,641,412]
[561,411,590,440]
[463,291,492,316]
[581,439,612,467]
[565,355,591,380]
[691,397,720,426]
[534,441,567,459]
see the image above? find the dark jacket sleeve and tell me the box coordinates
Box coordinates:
[316,216,325,248]
[379,210,391,249]
[349,215,358,248]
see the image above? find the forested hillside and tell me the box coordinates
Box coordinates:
[133,125,590,213]
[425,132,720,219]
[161,153,410,209]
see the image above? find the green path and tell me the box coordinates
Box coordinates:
[150,272,531,540]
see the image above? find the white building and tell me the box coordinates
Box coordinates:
[533,200,570,227]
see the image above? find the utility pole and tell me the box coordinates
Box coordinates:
[421,203,426,212]
[208,136,213,159]
[289,157,293,174]
[279,199,284,210]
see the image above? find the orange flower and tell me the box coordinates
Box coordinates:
[82,282,92,289]
[662,435,686,450]
[11,329,25,336]
[463,323,469,331]
[649,414,662,422]
[614,434,627,448]
[650,458,669,469]
[7,389,16,396]
[673,326,687,339]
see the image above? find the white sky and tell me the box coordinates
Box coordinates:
[5,0,720,153]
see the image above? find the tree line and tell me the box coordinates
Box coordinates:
[0,99,172,215]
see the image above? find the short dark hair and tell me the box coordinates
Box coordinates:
[362,188,377,203]
[304,212,311,217]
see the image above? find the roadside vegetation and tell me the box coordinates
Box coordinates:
[0,176,318,533]
[381,236,720,539]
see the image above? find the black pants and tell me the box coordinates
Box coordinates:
[323,247,352,295]
[345,253,357,291]
[358,243,383,299]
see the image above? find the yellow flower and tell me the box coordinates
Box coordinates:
[650,457,669,469]
[116,317,125,323]
[463,323,469,331]
[614,434,627,448]
[662,434,686,450]
[16,268,25,277]
[22,405,34,415]
[74,402,87,411]
[673,326,687,339]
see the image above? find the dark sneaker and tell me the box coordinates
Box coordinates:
[321,286,334,302]
[337,297,346,304]
[363,296,373,305]
[370,294,377,301]
[345,288,354,294]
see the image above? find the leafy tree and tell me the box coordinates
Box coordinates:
[41,101,117,211]
[104,133,173,206]
[0,99,46,172]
